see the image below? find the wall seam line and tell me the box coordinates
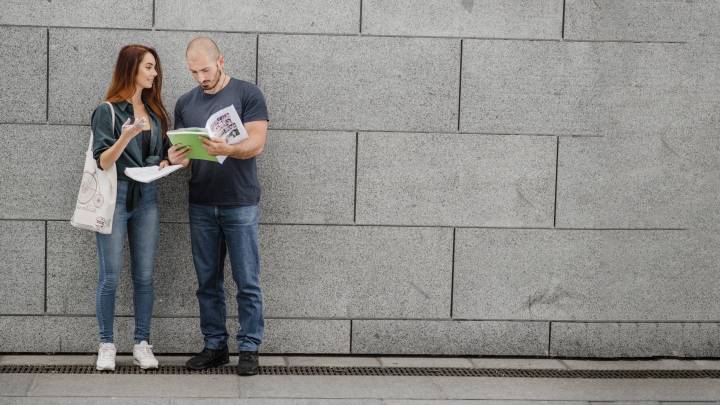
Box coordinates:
[0,219,689,231]
[349,320,354,353]
[450,227,456,319]
[457,39,463,132]
[548,321,553,356]
[353,132,359,223]
[45,28,49,123]
[3,314,720,323]
[44,221,48,313]
[554,136,559,227]
[561,0,566,39]
[0,25,688,44]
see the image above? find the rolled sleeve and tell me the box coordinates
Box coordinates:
[174,100,185,129]
[91,103,116,166]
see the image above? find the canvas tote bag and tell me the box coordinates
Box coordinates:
[70,101,117,234]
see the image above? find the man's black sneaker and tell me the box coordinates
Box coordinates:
[185,346,230,370]
[237,351,259,376]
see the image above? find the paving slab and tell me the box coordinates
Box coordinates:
[428,377,720,401]
[0,355,96,366]
[237,375,444,399]
[378,357,474,368]
[386,402,589,405]
[693,360,720,370]
[0,374,34,396]
[0,398,170,405]
[173,400,381,405]
[26,374,240,398]
[561,359,702,370]
[469,358,567,370]
[285,356,381,368]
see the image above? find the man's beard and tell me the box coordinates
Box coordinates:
[201,68,222,90]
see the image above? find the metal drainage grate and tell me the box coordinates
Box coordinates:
[1,365,720,378]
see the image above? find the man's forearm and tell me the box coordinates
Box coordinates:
[226,137,264,160]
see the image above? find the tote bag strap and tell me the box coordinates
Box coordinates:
[87,101,116,151]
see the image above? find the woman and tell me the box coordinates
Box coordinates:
[91,44,171,371]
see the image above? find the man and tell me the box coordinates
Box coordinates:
[168,37,268,376]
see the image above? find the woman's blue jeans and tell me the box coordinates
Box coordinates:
[189,203,264,352]
[95,180,159,343]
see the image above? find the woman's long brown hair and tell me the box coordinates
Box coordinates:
[105,44,169,136]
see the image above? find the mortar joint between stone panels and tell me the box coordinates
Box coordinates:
[553,136,559,227]
[353,132,359,223]
[255,34,259,85]
[349,320,354,353]
[44,221,48,313]
[561,0,566,40]
[547,321,553,355]
[450,227,456,319]
[457,39,463,132]
[0,25,689,43]
[46,27,50,123]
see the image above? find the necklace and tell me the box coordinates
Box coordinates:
[219,73,229,91]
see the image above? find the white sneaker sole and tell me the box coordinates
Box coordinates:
[96,364,115,371]
[134,359,159,370]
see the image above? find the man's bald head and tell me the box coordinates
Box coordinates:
[185,36,226,93]
[186,36,221,61]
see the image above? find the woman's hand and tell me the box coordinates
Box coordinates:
[168,145,190,168]
[159,160,169,169]
[119,117,146,141]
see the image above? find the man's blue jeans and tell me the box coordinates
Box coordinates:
[95,180,159,343]
[189,203,264,352]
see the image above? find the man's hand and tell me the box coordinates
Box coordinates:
[202,137,230,156]
[168,145,191,167]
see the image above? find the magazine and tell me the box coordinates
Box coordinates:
[167,105,248,164]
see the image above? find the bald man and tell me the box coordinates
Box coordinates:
[167,37,268,376]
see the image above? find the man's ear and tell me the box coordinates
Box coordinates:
[217,54,225,70]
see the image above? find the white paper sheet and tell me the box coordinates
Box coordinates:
[124,165,183,183]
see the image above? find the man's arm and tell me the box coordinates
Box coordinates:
[202,120,268,160]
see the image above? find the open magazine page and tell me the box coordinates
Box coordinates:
[205,105,248,164]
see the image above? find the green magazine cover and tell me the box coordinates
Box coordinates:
[166,128,216,162]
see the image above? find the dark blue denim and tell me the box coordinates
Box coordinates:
[189,203,264,352]
[95,180,159,343]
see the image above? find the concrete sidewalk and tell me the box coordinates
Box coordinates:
[2,355,720,404]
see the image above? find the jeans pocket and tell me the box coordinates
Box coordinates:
[224,205,259,226]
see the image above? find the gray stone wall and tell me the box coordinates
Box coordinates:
[1,0,719,357]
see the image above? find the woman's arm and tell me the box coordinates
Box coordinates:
[98,124,143,170]
[91,104,145,170]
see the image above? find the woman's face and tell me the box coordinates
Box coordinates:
[135,52,158,90]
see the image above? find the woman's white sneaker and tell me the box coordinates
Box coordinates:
[96,342,117,371]
[133,341,159,369]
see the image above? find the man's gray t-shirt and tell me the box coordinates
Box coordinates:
[174,78,269,206]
